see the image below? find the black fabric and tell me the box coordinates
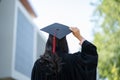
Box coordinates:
[40,23,71,39]
[31,40,98,80]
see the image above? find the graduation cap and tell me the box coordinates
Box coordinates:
[40,23,71,53]
[40,23,71,39]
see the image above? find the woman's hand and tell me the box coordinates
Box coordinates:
[69,27,85,44]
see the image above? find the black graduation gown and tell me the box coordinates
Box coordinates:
[31,40,98,80]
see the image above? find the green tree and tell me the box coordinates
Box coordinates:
[92,0,120,80]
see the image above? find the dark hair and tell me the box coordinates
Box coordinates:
[45,34,69,54]
[39,34,69,78]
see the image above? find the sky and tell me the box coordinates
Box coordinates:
[29,0,96,53]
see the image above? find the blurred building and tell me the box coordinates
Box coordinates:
[0,0,45,80]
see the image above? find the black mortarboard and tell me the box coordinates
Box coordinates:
[40,23,71,39]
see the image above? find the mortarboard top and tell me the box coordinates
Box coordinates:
[40,23,71,39]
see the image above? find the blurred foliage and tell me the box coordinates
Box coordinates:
[92,0,120,80]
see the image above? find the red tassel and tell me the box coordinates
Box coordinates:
[52,34,56,54]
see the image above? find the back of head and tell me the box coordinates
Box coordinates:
[45,34,69,54]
